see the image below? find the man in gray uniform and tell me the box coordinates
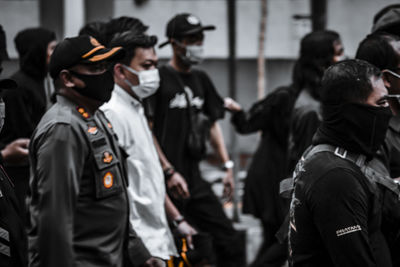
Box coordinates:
[28,35,155,267]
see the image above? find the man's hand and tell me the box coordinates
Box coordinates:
[223,168,234,201]
[167,172,190,199]
[176,221,197,249]
[142,257,165,267]
[1,138,30,165]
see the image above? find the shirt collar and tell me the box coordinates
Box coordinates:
[114,83,142,108]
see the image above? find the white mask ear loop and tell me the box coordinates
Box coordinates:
[122,64,140,88]
[122,64,140,76]
[383,69,400,79]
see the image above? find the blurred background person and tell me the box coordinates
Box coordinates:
[0,27,56,224]
[0,26,27,265]
[288,30,344,172]
[148,13,245,266]
[78,21,106,45]
[224,29,344,267]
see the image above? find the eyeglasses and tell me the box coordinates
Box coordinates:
[383,69,400,79]
[383,94,400,100]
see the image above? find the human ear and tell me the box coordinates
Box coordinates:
[113,63,126,81]
[59,70,75,88]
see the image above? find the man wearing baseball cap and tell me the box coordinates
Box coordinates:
[28,35,153,267]
[147,13,244,266]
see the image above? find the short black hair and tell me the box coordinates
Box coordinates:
[110,32,157,65]
[320,59,381,105]
[103,16,148,46]
[292,30,341,97]
[355,32,400,70]
[79,21,106,44]
[373,4,400,24]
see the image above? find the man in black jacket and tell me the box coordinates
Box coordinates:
[0,78,27,267]
[289,59,393,266]
[0,27,57,223]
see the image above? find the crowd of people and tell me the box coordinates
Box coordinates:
[0,3,400,267]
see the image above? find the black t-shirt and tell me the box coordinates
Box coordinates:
[289,151,392,267]
[146,65,224,185]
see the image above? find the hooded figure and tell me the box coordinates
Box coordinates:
[0,27,56,224]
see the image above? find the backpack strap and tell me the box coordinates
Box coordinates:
[280,144,367,197]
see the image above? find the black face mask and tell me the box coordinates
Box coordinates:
[69,70,115,102]
[320,103,392,156]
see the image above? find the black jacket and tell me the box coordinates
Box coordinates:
[289,129,392,267]
[0,28,55,224]
[0,165,27,267]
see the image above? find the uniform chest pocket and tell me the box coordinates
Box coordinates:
[92,145,124,199]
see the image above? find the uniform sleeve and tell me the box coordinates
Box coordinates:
[125,224,152,267]
[200,72,225,122]
[31,123,86,267]
[308,169,377,267]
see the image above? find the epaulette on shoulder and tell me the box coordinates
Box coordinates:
[55,105,73,125]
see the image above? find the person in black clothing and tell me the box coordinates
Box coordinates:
[288,30,344,173]
[356,33,400,177]
[0,77,28,267]
[223,30,344,267]
[147,13,244,266]
[225,87,296,267]
[355,32,400,266]
[0,25,30,168]
[0,27,56,223]
[289,59,393,266]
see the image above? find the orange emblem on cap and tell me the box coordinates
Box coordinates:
[82,112,90,118]
[87,126,98,135]
[103,151,113,163]
[103,172,113,189]
[90,36,101,47]
[78,107,85,114]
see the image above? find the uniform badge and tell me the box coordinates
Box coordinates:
[77,107,90,119]
[103,172,114,188]
[87,126,98,135]
[103,151,113,163]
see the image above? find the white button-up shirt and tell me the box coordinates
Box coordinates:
[101,84,177,259]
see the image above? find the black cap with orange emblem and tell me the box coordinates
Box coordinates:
[49,35,124,79]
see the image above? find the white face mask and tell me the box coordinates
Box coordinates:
[122,65,160,99]
[175,41,204,65]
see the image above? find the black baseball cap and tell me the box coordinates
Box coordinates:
[159,13,215,48]
[49,35,124,79]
